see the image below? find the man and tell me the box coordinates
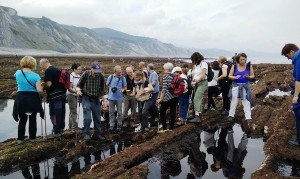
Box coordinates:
[147,63,159,121]
[282,43,300,146]
[123,67,137,127]
[139,61,148,79]
[40,58,66,134]
[107,65,127,132]
[76,61,105,142]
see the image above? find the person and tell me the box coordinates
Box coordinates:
[207,61,220,110]
[76,61,105,142]
[157,62,178,130]
[147,63,160,121]
[106,65,127,132]
[130,61,136,72]
[66,63,82,129]
[281,43,300,146]
[189,52,208,122]
[123,67,137,128]
[139,61,148,79]
[13,56,44,144]
[217,56,232,115]
[173,66,189,124]
[227,53,255,130]
[134,71,153,132]
[40,58,66,134]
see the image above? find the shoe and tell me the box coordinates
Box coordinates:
[221,110,229,116]
[189,115,201,123]
[116,125,122,132]
[144,128,150,131]
[154,117,159,122]
[288,139,300,146]
[108,127,115,133]
[18,140,24,145]
[30,139,35,143]
[219,108,225,112]
[228,116,234,122]
[92,135,106,141]
[210,107,215,111]
[84,134,91,141]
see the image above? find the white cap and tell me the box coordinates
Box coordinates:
[172,66,182,73]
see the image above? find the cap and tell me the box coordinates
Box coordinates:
[172,66,182,73]
[91,61,102,73]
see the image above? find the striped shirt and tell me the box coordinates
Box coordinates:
[77,70,104,98]
[162,73,177,102]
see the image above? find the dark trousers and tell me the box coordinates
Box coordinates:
[137,100,152,130]
[18,113,37,140]
[150,92,159,118]
[221,82,232,111]
[160,97,178,130]
[49,98,66,134]
[293,107,300,143]
[208,86,217,108]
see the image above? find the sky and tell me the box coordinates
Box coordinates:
[1,0,300,56]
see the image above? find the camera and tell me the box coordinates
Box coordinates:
[111,87,117,93]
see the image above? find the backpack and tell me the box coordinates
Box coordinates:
[58,69,70,90]
[168,75,186,95]
[206,62,214,82]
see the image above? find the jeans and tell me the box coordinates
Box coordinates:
[18,113,37,140]
[82,96,101,139]
[123,95,137,121]
[67,94,78,129]
[150,92,159,118]
[293,107,300,143]
[49,98,66,134]
[137,100,152,129]
[208,86,217,108]
[109,99,123,128]
[160,97,178,130]
[178,92,190,120]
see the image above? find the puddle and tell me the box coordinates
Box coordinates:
[276,159,300,177]
[0,140,131,178]
[145,123,265,179]
[265,89,290,98]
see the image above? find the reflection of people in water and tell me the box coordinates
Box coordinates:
[204,125,248,178]
[0,99,8,112]
[187,134,208,179]
[69,160,81,177]
[110,141,124,156]
[53,162,69,178]
[21,163,40,179]
[161,149,182,179]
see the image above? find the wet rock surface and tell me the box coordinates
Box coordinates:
[0,55,299,178]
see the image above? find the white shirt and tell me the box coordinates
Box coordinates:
[208,69,219,87]
[192,61,208,82]
[67,72,81,96]
[180,73,188,93]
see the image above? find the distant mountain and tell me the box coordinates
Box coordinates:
[0,5,233,57]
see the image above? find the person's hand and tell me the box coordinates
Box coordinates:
[243,75,250,79]
[156,98,162,105]
[121,88,125,93]
[235,75,241,79]
[77,90,82,96]
[191,81,196,88]
[292,96,298,104]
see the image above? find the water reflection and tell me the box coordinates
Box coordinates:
[277,159,300,177]
[0,99,8,112]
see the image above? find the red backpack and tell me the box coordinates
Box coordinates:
[168,75,186,95]
[58,69,71,90]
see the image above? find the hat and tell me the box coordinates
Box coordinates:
[172,66,182,73]
[91,61,102,73]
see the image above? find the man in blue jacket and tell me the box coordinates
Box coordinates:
[282,43,300,146]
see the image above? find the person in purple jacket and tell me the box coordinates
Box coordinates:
[282,43,300,146]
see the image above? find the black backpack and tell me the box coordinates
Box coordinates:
[206,62,214,82]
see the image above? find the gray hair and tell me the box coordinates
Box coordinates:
[114,65,122,72]
[147,63,155,70]
[126,67,133,73]
[39,58,49,65]
[163,62,174,72]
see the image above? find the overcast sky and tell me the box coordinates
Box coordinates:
[1,0,300,56]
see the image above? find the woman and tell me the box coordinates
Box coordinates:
[228,53,254,128]
[135,71,153,132]
[157,63,178,130]
[13,56,44,144]
[175,66,189,124]
[189,52,208,122]
[66,63,82,129]
[207,61,220,110]
[217,56,232,115]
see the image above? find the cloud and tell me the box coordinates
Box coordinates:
[1,0,300,55]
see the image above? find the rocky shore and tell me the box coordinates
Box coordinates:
[0,55,298,178]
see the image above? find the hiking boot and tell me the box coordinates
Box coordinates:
[92,135,106,141]
[84,135,91,142]
[189,115,201,123]
[30,139,35,143]
[221,110,229,116]
[288,139,300,146]
[18,140,24,145]
[228,116,234,122]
